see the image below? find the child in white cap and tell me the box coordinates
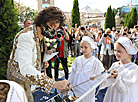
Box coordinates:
[68,36,105,102]
[99,37,138,102]
[0,80,28,102]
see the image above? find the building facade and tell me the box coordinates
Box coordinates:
[64,6,105,29]
[37,0,54,12]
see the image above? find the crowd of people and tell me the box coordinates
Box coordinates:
[66,25,138,70]
[65,25,138,102]
[1,6,138,102]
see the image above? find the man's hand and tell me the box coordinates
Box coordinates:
[54,79,72,91]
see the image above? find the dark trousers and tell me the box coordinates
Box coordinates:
[46,59,52,78]
[54,57,68,81]
[97,45,102,59]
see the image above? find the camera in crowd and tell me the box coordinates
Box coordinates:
[104,33,109,37]
[123,33,127,36]
[80,26,85,30]
[124,29,127,32]
[113,29,116,32]
[56,29,63,38]
[128,32,131,34]
[135,25,138,28]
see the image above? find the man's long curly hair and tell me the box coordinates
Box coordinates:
[34,6,66,28]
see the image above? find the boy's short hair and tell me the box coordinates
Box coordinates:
[24,19,31,24]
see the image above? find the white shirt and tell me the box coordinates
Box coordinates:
[68,55,104,102]
[100,62,138,102]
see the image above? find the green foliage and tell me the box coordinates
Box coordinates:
[14,1,38,22]
[51,57,75,70]
[128,7,137,28]
[71,0,80,28]
[124,12,130,27]
[112,8,116,28]
[0,0,20,79]
[104,5,114,30]
[125,7,137,29]
[120,20,124,24]
[67,57,75,67]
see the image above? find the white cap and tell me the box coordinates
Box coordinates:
[0,80,28,102]
[81,36,97,49]
[116,37,137,55]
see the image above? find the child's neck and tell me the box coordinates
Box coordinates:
[119,59,131,65]
[84,54,92,59]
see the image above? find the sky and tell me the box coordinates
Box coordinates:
[14,0,138,13]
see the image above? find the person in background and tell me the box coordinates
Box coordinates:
[129,29,138,63]
[76,26,95,55]
[69,27,76,57]
[124,27,129,34]
[127,31,131,37]
[64,26,70,50]
[114,31,121,42]
[96,30,103,59]
[76,26,94,41]
[20,19,32,30]
[75,24,81,57]
[111,27,116,37]
[99,28,114,71]
[134,25,138,34]
[120,25,124,34]
[54,27,69,81]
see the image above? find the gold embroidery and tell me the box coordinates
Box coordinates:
[26,74,54,93]
[10,84,14,102]
[33,25,41,71]
[8,25,54,93]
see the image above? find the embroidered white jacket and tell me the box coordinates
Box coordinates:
[8,25,55,93]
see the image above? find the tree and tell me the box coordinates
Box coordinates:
[112,8,116,28]
[71,0,80,28]
[124,7,137,28]
[14,1,38,22]
[128,7,137,28]
[124,12,131,27]
[0,0,20,79]
[104,5,114,30]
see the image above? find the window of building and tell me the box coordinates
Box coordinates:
[42,4,50,8]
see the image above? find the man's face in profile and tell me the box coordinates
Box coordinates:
[24,20,32,28]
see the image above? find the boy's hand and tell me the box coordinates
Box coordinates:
[90,76,95,81]
[72,95,78,101]
[108,70,118,79]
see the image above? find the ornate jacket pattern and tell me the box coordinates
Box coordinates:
[7,25,55,93]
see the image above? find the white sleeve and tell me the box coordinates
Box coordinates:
[13,33,55,93]
[114,68,138,94]
[17,33,39,76]
[99,63,117,89]
[94,59,105,76]
[71,57,77,70]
